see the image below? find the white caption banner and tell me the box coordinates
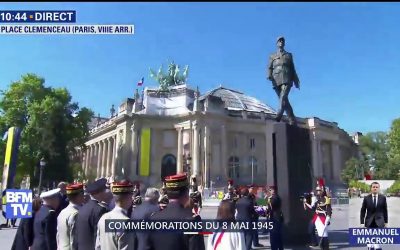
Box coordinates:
[0,24,134,35]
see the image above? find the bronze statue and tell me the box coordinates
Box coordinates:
[149,61,189,91]
[267,36,300,126]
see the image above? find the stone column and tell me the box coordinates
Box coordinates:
[112,134,118,177]
[106,138,113,177]
[192,121,200,177]
[85,147,90,176]
[177,127,183,173]
[221,125,227,178]
[101,140,107,177]
[311,132,322,178]
[331,142,341,182]
[204,125,210,188]
[131,124,138,176]
[96,142,102,178]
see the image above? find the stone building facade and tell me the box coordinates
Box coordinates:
[75,85,358,189]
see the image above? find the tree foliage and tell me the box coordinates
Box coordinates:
[0,74,93,187]
[341,157,368,185]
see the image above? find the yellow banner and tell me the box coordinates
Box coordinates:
[140,128,151,176]
[2,127,15,192]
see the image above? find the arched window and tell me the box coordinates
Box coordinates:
[248,156,258,176]
[228,156,240,178]
[161,154,177,181]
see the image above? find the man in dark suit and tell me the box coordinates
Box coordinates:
[267,36,300,126]
[148,173,205,250]
[131,187,160,250]
[56,182,69,216]
[236,187,258,250]
[31,188,61,250]
[74,178,109,250]
[266,185,284,250]
[360,182,388,250]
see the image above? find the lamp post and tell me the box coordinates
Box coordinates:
[186,153,192,175]
[38,157,46,195]
[183,153,192,175]
[251,156,254,185]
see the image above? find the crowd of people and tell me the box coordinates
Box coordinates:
[9,174,204,250]
[7,173,336,250]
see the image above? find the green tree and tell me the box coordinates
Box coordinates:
[341,157,367,185]
[358,132,391,179]
[0,74,94,187]
[387,118,400,180]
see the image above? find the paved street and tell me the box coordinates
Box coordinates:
[1,199,399,250]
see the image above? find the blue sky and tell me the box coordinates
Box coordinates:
[0,2,399,134]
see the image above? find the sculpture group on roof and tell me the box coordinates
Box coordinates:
[149,61,189,91]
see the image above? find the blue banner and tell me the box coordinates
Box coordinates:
[349,228,400,245]
[0,11,76,23]
[105,219,274,233]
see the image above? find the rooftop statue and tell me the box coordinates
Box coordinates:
[150,61,189,91]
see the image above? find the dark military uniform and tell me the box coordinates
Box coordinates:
[266,188,284,250]
[75,198,108,250]
[31,205,58,250]
[149,201,205,250]
[267,36,300,125]
[74,179,109,250]
[148,173,205,250]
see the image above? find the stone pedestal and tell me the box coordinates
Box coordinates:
[273,123,313,245]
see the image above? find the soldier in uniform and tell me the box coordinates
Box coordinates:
[57,182,70,215]
[31,188,61,250]
[223,179,239,202]
[96,180,136,250]
[311,186,332,250]
[57,183,85,250]
[266,185,284,250]
[158,183,169,210]
[148,173,205,250]
[267,36,300,126]
[74,178,109,250]
[189,175,202,215]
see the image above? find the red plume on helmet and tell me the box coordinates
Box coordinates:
[228,179,234,188]
[317,178,325,188]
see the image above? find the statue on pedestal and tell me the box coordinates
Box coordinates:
[267,36,300,126]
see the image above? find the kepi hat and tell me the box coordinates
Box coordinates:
[111,180,134,194]
[164,173,189,198]
[66,183,84,195]
[40,188,61,199]
[86,178,108,194]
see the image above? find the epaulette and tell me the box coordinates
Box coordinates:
[98,202,108,209]
[324,196,331,205]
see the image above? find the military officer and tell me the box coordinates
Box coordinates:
[148,173,205,250]
[57,183,85,250]
[189,175,202,215]
[96,179,136,250]
[266,185,284,250]
[223,179,239,202]
[158,182,169,210]
[267,36,300,126]
[31,188,61,250]
[74,178,109,250]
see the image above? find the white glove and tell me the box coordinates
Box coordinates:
[325,216,331,226]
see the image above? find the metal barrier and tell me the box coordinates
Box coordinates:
[330,197,349,205]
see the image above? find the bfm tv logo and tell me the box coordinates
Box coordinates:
[5,189,33,219]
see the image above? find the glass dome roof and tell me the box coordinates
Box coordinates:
[200,87,276,114]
